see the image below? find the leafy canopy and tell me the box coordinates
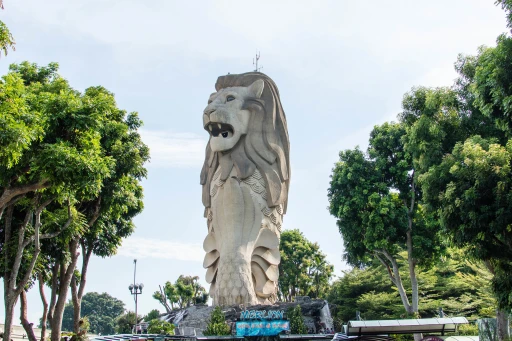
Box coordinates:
[61,292,125,335]
[278,229,333,302]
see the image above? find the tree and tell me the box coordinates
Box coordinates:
[401,30,512,339]
[61,292,125,335]
[153,275,207,311]
[203,306,231,336]
[328,122,443,339]
[419,136,512,338]
[12,66,148,340]
[0,61,148,341]
[143,309,161,322]
[0,61,114,341]
[115,312,141,334]
[67,85,148,334]
[287,305,307,334]
[147,319,175,335]
[278,229,333,302]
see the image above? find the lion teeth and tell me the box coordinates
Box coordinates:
[208,125,212,131]
[217,123,222,129]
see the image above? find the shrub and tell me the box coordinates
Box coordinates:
[147,319,175,335]
[288,305,307,334]
[203,306,231,336]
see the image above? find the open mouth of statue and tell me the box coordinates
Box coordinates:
[206,122,234,138]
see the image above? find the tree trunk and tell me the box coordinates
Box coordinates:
[20,291,37,341]
[47,263,59,323]
[50,241,80,341]
[71,277,82,334]
[407,177,422,341]
[496,308,510,341]
[71,244,92,333]
[39,273,49,341]
[375,250,412,314]
[3,297,17,341]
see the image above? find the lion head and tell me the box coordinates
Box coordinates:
[200,72,290,212]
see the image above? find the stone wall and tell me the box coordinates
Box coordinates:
[163,299,333,336]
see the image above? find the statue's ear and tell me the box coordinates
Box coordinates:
[247,79,264,99]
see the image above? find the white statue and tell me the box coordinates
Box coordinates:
[200,72,290,306]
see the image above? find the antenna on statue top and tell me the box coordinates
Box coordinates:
[253,51,263,72]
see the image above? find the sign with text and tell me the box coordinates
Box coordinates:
[236,320,290,336]
[240,309,285,320]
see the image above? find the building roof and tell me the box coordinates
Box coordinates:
[346,317,469,336]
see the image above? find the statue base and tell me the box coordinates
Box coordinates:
[163,297,333,337]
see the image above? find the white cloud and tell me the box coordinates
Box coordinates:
[118,237,204,262]
[140,129,207,168]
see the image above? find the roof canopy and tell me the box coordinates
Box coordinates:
[346,317,469,336]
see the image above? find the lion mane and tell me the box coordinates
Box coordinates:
[200,72,290,213]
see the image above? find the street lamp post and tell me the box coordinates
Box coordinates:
[128,259,143,333]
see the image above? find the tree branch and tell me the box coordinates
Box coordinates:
[0,180,49,210]
[378,248,412,313]
[10,209,33,291]
[39,200,73,240]
[47,263,59,323]
[38,273,49,341]
[87,196,102,228]
[21,198,55,249]
[374,252,396,285]
[0,194,25,221]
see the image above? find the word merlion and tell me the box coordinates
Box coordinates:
[200,72,290,306]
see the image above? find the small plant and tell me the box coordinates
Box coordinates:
[203,306,231,336]
[288,305,307,334]
[147,319,175,335]
[458,323,479,336]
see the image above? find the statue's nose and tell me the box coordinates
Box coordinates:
[204,108,216,117]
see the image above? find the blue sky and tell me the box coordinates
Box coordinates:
[0,0,508,326]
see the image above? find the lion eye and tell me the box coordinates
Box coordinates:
[226,95,235,102]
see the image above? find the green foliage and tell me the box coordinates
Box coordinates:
[278,229,333,302]
[0,20,15,57]
[61,292,125,334]
[405,31,512,311]
[458,323,479,336]
[287,305,307,334]
[115,311,140,334]
[143,309,161,322]
[329,122,443,267]
[0,72,42,168]
[147,319,175,335]
[153,275,207,311]
[203,307,231,336]
[496,0,512,31]
[327,249,497,323]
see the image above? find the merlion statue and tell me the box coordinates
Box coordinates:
[200,72,290,306]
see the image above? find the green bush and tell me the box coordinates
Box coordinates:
[203,306,231,336]
[288,305,307,334]
[458,323,479,336]
[147,319,175,335]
